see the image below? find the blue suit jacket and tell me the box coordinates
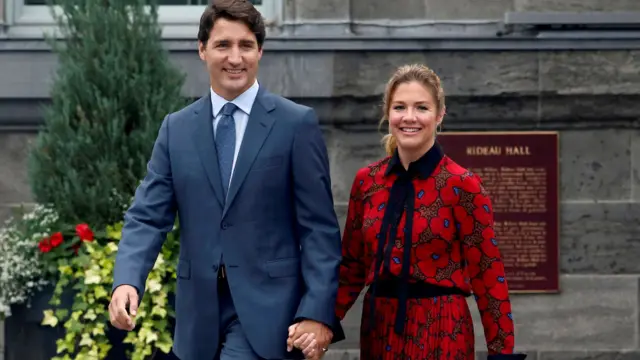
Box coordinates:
[112,87,344,360]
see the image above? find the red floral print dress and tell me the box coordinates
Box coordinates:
[335,143,525,360]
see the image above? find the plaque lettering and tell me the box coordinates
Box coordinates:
[505,146,531,156]
[467,146,502,156]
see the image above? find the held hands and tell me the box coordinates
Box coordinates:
[287,320,333,360]
[108,285,139,331]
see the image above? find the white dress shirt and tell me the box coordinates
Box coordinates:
[210,80,259,186]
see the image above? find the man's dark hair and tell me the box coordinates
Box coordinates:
[198,0,266,49]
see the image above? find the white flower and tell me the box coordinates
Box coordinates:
[0,204,59,318]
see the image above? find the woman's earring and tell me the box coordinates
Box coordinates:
[436,123,443,134]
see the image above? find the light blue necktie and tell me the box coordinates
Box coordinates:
[215,102,237,199]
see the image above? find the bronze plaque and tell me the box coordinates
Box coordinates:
[438,131,560,293]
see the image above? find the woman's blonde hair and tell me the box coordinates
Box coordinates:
[379,64,446,155]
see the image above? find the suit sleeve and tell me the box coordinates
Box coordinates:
[291,108,342,328]
[335,171,368,320]
[112,114,177,300]
[454,174,516,355]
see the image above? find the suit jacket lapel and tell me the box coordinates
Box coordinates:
[192,94,225,208]
[223,88,276,217]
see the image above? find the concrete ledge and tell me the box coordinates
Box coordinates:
[505,11,640,25]
[5,94,640,132]
[515,0,640,13]
[3,33,640,51]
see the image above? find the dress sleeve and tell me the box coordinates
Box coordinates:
[453,174,516,355]
[335,171,368,320]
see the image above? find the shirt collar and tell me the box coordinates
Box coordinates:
[210,80,260,117]
[385,141,445,178]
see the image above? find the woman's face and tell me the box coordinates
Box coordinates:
[388,80,444,156]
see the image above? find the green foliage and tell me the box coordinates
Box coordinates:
[43,222,180,360]
[28,0,186,229]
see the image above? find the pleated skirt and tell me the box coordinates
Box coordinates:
[360,292,475,360]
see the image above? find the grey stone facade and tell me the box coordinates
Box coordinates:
[2,0,640,359]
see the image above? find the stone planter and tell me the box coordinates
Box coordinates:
[4,285,178,360]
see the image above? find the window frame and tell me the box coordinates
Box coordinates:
[5,0,282,38]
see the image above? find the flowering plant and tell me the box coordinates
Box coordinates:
[0,199,179,358]
[42,221,180,360]
[0,204,60,318]
[36,222,97,275]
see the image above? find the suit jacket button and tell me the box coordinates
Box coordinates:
[221,222,228,230]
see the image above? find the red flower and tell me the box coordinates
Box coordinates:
[460,174,481,193]
[415,238,450,277]
[476,293,489,311]
[444,163,467,176]
[499,300,511,314]
[50,232,63,248]
[486,262,510,300]
[429,208,456,239]
[450,268,465,286]
[498,301,514,332]
[471,277,487,296]
[440,177,461,205]
[483,313,500,340]
[482,312,500,340]
[503,334,515,351]
[480,229,502,259]
[75,223,94,242]
[416,178,438,206]
[465,246,483,278]
[472,194,493,226]
[482,265,499,288]
[38,238,52,253]
[453,206,474,237]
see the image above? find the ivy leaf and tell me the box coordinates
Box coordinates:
[106,224,122,240]
[83,309,97,321]
[94,285,109,299]
[55,309,69,320]
[42,310,59,327]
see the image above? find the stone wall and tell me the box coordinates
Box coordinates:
[2,0,640,359]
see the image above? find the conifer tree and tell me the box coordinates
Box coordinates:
[28,0,186,228]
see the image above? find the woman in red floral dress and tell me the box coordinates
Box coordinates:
[290,64,526,360]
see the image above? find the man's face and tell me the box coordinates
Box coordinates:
[199,17,262,100]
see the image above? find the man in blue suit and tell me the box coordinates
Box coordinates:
[108,1,343,359]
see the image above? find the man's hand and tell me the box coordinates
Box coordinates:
[108,285,139,331]
[287,320,333,359]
